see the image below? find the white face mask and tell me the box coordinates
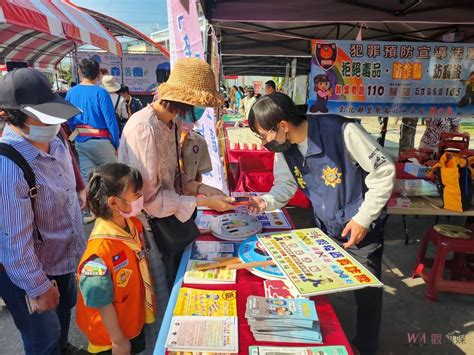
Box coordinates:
[23,123,61,143]
[119,196,144,218]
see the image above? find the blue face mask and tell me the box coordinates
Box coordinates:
[23,123,61,143]
[178,107,206,125]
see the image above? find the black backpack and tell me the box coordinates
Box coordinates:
[0,143,43,242]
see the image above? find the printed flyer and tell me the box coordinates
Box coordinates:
[166,316,238,353]
[184,260,236,284]
[258,228,383,296]
[173,288,237,317]
[190,240,239,261]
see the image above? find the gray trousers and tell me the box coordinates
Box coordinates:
[75,139,117,183]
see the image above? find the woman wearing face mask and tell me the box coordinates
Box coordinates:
[247,93,396,355]
[119,58,233,223]
[76,163,154,355]
[0,68,87,354]
[118,58,235,346]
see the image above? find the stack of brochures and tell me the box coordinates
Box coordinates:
[245,296,322,343]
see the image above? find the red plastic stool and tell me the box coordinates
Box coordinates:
[412,224,474,301]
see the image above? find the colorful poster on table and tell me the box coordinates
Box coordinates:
[308,40,474,118]
[77,51,168,94]
[258,228,383,297]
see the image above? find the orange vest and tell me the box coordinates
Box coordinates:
[76,217,146,349]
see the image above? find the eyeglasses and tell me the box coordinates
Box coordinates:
[253,124,279,141]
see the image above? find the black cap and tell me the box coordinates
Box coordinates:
[0,68,81,124]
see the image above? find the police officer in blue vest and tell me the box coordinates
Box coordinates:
[248,93,395,355]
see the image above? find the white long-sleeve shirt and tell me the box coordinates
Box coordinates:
[262,122,396,229]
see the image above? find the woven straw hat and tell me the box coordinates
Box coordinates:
[157,58,223,107]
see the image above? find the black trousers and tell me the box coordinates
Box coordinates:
[157,209,199,289]
[329,216,386,355]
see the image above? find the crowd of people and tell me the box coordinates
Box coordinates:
[0,58,235,355]
[0,56,464,355]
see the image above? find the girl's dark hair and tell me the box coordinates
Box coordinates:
[87,163,143,219]
[248,93,306,133]
[2,109,28,128]
[78,58,100,80]
[160,99,196,121]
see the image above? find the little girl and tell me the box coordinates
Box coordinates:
[76,163,155,354]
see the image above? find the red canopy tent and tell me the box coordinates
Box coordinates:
[0,0,121,69]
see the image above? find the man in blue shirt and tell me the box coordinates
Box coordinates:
[0,68,86,354]
[66,58,120,187]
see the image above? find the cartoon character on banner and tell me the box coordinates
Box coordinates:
[309,43,338,114]
[309,74,333,113]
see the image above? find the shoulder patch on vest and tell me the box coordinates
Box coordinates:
[112,250,129,271]
[192,144,199,154]
[321,166,342,188]
[81,260,108,277]
[116,268,133,288]
[368,148,387,169]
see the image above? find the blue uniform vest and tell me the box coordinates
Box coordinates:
[283,114,368,238]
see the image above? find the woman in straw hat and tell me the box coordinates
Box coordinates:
[118,57,234,342]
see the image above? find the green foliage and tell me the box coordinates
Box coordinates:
[58,66,73,84]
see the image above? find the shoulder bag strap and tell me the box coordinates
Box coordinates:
[0,143,43,242]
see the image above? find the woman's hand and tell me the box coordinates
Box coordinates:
[248,196,267,215]
[197,195,235,212]
[197,184,226,197]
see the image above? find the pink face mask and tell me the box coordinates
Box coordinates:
[119,196,144,218]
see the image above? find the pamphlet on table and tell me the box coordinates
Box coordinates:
[195,211,214,233]
[190,240,240,261]
[245,296,322,344]
[184,260,236,284]
[173,287,237,317]
[257,228,383,297]
[166,316,239,353]
[249,345,349,355]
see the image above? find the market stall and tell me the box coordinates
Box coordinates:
[0,0,121,69]
[155,0,474,353]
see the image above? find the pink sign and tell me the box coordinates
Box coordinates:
[167,0,203,65]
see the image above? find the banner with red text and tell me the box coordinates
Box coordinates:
[309,40,474,117]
